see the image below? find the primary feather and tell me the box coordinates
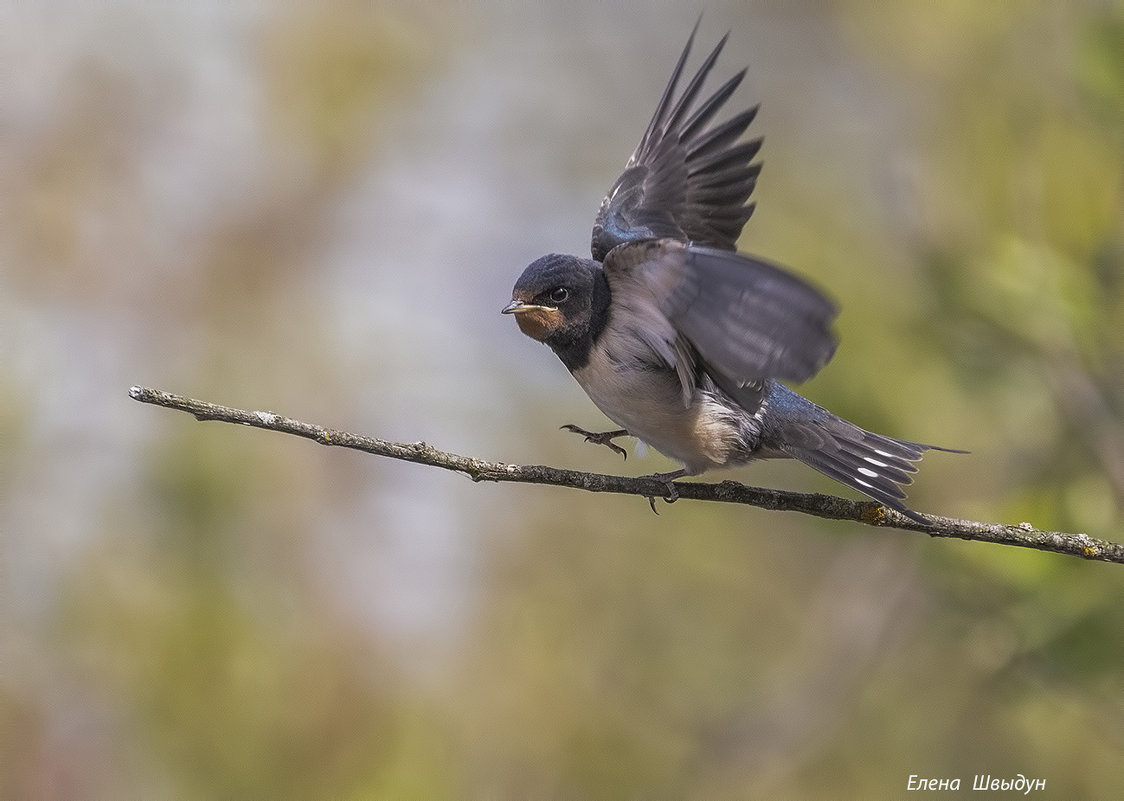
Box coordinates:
[591,20,762,261]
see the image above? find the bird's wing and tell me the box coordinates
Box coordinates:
[590,20,762,262]
[602,239,838,393]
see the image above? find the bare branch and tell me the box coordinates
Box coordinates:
[128,386,1124,564]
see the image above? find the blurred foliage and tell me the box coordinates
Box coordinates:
[2,2,1122,798]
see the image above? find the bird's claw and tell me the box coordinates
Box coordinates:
[560,424,630,460]
[640,470,684,514]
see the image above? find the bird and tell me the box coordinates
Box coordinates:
[502,21,961,523]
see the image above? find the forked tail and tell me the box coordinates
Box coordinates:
[760,382,964,523]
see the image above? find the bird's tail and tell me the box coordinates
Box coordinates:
[758,382,964,523]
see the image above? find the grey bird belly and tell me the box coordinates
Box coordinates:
[571,344,753,474]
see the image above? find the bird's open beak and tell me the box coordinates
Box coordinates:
[501,299,551,314]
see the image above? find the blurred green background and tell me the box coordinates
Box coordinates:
[2,1,1122,798]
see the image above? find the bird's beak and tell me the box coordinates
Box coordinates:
[502,299,550,314]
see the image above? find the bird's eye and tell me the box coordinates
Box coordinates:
[548,287,569,304]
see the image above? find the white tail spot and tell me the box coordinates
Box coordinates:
[858,467,879,478]
[864,456,889,468]
[855,478,874,489]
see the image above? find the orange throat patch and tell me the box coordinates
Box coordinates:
[514,306,562,342]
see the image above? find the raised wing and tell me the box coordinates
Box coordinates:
[603,239,837,386]
[591,21,762,262]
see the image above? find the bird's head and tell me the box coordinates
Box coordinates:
[502,254,606,346]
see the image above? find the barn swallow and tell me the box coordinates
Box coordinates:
[503,22,961,521]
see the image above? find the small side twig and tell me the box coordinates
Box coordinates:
[128,386,1124,564]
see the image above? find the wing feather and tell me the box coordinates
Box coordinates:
[603,240,838,384]
[591,24,762,261]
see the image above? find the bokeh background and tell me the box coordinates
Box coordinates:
[3,1,1122,797]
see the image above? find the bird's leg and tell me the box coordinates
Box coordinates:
[560,425,631,460]
[638,469,686,513]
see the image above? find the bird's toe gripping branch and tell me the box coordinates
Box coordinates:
[637,469,686,513]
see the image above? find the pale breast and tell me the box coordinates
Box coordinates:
[571,339,749,474]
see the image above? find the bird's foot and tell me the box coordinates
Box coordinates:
[560,425,631,460]
[639,469,686,514]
